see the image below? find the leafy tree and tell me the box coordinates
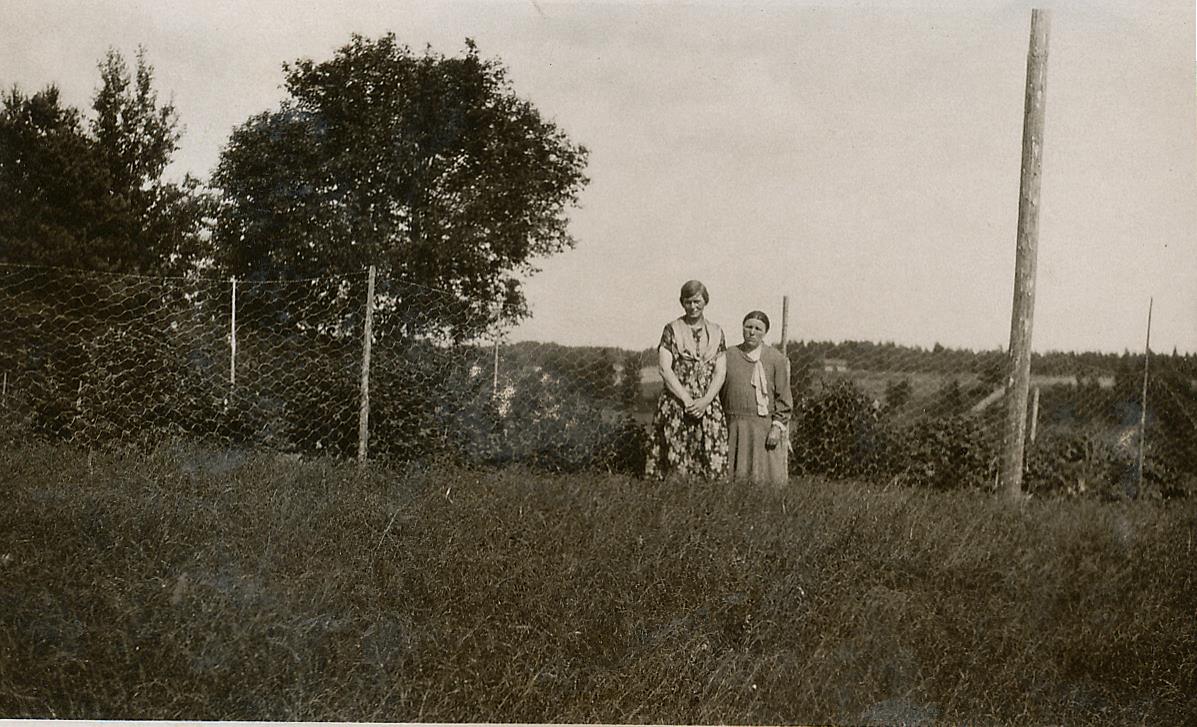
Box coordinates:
[0,47,210,275]
[0,86,114,269]
[92,48,177,193]
[1,49,211,445]
[90,48,212,275]
[211,34,589,340]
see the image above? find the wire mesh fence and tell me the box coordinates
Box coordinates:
[772,342,1196,498]
[2,261,1194,497]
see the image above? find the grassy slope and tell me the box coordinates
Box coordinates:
[1,443,1194,724]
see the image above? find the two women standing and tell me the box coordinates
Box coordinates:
[645,280,793,485]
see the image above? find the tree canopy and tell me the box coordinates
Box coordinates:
[0,85,112,269]
[0,48,209,275]
[211,34,590,339]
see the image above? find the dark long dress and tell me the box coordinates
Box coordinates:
[645,320,728,479]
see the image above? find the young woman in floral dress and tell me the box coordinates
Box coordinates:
[645,280,729,479]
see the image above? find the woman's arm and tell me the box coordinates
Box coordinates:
[766,352,793,450]
[688,351,726,417]
[771,352,793,425]
[708,352,728,402]
[658,346,693,405]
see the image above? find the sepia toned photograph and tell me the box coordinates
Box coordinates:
[1,0,1194,724]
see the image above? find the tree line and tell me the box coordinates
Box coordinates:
[1,35,589,340]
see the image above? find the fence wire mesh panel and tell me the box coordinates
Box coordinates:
[0,263,368,454]
[2,262,1195,494]
[773,343,1196,497]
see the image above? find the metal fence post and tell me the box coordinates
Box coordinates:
[1135,297,1153,498]
[230,277,238,389]
[493,337,500,399]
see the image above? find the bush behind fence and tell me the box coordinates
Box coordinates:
[2,262,1194,497]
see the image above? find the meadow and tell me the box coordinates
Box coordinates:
[1,442,1194,725]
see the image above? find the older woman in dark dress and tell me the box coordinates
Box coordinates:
[722,310,792,485]
[645,280,728,480]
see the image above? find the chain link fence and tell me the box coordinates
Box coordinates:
[2,262,1194,496]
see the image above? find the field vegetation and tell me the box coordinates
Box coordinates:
[2,442,1194,724]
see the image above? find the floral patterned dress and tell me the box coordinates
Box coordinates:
[645,319,729,479]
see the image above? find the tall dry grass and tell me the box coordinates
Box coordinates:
[1,442,1193,724]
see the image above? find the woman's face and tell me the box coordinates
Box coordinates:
[742,318,768,348]
[681,292,706,320]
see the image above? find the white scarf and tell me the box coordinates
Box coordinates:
[670,318,721,363]
[744,345,769,416]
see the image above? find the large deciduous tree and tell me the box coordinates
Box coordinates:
[211,34,589,339]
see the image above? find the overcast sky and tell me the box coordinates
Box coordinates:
[3,0,1194,354]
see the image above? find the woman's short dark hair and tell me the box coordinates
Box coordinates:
[743,310,770,332]
[679,280,709,303]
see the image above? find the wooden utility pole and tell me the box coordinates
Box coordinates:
[999,9,1051,499]
[357,266,376,465]
[780,295,790,357]
[1135,297,1153,498]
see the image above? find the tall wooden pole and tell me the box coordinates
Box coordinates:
[1000,9,1051,499]
[780,295,790,356]
[358,266,376,465]
[1135,297,1153,498]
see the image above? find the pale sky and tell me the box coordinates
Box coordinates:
[3,0,1195,354]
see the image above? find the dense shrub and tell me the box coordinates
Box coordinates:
[444,370,646,474]
[365,342,645,473]
[1021,427,1187,500]
[368,342,473,464]
[22,318,224,448]
[886,415,995,491]
[790,382,994,490]
[790,381,887,480]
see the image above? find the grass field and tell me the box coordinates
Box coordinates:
[1,442,1195,724]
